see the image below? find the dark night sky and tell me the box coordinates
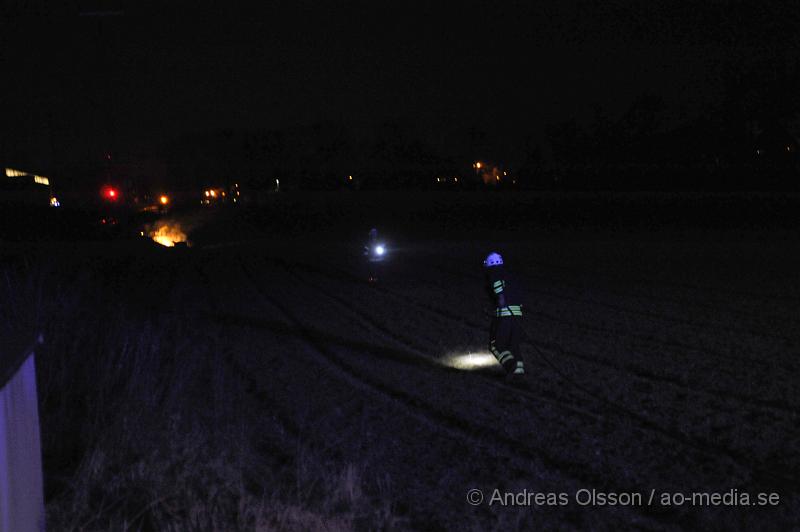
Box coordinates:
[3,1,800,173]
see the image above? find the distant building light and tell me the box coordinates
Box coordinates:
[204,190,210,197]
[4,168,49,185]
[5,168,26,177]
[159,195,169,205]
[475,162,482,169]
[454,177,458,182]
[348,175,353,181]
[49,197,60,207]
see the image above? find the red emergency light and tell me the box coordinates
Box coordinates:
[102,186,119,200]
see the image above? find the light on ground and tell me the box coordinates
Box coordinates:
[441,352,499,371]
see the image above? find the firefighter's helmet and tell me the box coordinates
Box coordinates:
[484,252,503,267]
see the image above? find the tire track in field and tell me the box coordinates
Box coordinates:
[188,254,302,465]
[408,276,774,370]
[403,289,799,416]
[382,276,800,416]
[283,254,799,417]
[399,281,800,417]
[253,256,792,496]
[322,252,788,368]
[262,255,602,425]
[268,256,799,483]
[237,257,687,529]
[195,253,482,499]
[201,250,647,527]
[367,264,800,413]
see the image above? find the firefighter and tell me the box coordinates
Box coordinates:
[364,227,385,283]
[484,252,526,382]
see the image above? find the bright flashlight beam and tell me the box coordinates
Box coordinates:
[375,245,385,256]
[441,352,500,372]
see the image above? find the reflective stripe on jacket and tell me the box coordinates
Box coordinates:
[495,305,523,317]
[492,280,505,294]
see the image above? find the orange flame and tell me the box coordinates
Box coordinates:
[148,222,188,247]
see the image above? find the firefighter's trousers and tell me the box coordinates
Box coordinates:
[489,316,525,375]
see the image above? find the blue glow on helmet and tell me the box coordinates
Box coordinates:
[484,252,503,267]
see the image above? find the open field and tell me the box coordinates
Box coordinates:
[2,191,799,530]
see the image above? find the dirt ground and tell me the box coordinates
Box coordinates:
[12,192,799,530]
[179,228,799,530]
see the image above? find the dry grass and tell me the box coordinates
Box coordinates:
[1,257,404,531]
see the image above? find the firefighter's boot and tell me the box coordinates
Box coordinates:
[506,360,526,387]
[495,350,517,374]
